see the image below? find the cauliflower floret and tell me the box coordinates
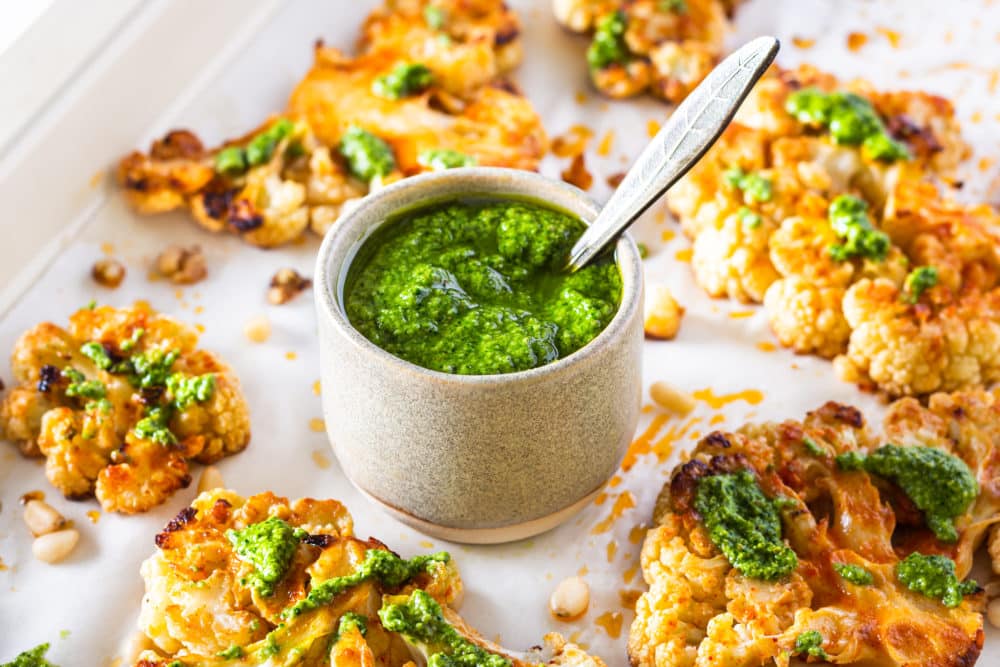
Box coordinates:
[116,130,214,215]
[648,40,717,104]
[0,303,250,513]
[691,210,779,303]
[837,278,1000,397]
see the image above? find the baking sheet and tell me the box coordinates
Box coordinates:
[2,0,1000,664]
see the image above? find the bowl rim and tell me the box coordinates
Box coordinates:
[314,167,643,386]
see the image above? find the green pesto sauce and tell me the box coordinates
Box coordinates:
[336,613,368,639]
[827,195,890,263]
[344,199,622,375]
[133,406,177,445]
[215,118,295,176]
[62,368,106,400]
[794,631,828,660]
[903,265,939,304]
[657,0,687,12]
[802,436,826,457]
[423,5,446,29]
[837,444,977,542]
[418,148,476,171]
[785,88,911,162]
[373,63,434,100]
[694,469,798,580]
[339,126,396,181]
[587,11,629,70]
[0,644,57,667]
[896,553,978,607]
[723,167,773,204]
[834,562,874,586]
[227,517,307,597]
[379,590,511,667]
[215,645,244,660]
[283,550,450,619]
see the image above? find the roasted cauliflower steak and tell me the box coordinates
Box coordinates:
[118,0,545,248]
[553,0,740,103]
[133,489,605,667]
[0,302,250,513]
[665,63,1000,397]
[629,391,1000,667]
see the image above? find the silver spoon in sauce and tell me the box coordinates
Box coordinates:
[566,35,780,272]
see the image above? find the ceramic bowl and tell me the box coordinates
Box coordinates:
[314,168,643,543]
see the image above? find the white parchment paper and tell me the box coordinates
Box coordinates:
[1,0,999,664]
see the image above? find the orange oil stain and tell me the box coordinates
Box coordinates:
[970,111,984,123]
[623,564,639,584]
[876,26,901,47]
[552,124,595,158]
[193,305,205,315]
[660,228,676,242]
[621,414,670,471]
[791,36,815,49]
[607,540,618,562]
[988,70,999,93]
[575,91,588,105]
[980,157,996,172]
[846,31,868,51]
[728,310,754,319]
[756,341,777,352]
[619,588,642,608]
[195,324,206,334]
[578,565,589,576]
[654,209,667,224]
[568,631,589,650]
[313,380,322,395]
[0,557,6,571]
[709,414,726,425]
[285,351,298,361]
[100,242,115,255]
[608,475,622,488]
[622,415,700,471]
[674,248,692,262]
[688,430,701,440]
[309,418,325,432]
[86,510,100,524]
[419,540,434,549]
[174,289,183,300]
[592,492,636,534]
[311,450,331,469]
[692,387,764,409]
[594,611,624,639]
[593,491,608,506]
[597,130,614,157]
[640,404,654,414]
[628,524,646,545]
[646,119,660,137]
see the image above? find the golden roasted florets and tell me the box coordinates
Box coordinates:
[554,0,737,103]
[119,0,545,248]
[629,395,996,667]
[0,303,250,513]
[133,489,604,667]
[665,63,997,397]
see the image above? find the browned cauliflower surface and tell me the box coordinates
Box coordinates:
[629,392,1000,667]
[553,0,739,103]
[0,303,250,513]
[665,63,999,397]
[133,489,605,667]
[118,0,545,248]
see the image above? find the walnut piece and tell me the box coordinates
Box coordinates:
[155,245,207,285]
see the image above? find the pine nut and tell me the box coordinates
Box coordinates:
[92,258,126,288]
[23,499,66,537]
[197,466,224,494]
[644,284,684,340]
[650,381,696,416]
[244,316,271,343]
[988,598,1000,629]
[549,576,590,620]
[32,528,80,564]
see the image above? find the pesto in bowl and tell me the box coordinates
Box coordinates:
[344,198,622,375]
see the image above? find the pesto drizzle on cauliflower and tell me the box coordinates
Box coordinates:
[896,553,978,608]
[785,88,910,161]
[227,517,308,596]
[836,444,978,542]
[694,469,798,580]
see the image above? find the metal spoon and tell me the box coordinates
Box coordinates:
[566,35,780,271]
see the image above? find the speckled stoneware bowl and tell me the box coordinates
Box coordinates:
[314,168,643,544]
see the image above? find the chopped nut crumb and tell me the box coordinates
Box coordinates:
[606,172,626,188]
[561,154,593,191]
[155,245,207,285]
[268,268,313,305]
[644,284,684,340]
[91,258,126,288]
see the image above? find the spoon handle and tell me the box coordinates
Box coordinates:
[566,35,780,271]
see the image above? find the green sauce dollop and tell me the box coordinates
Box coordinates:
[283,549,449,619]
[344,199,622,375]
[379,590,511,667]
[903,265,939,304]
[587,11,629,70]
[373,63,434,100]
[794,631,828,660]
[723,167,773,204]
[836,444,977,542]
[694,469,798,580]
[418,148,476,171]
[1,644,57,667]
[827,195,890,262]
[227,517,307,597]
[338,126,396,182]
[896,553,978,607]
[785,88,910,162]
[833,562,873,586]
[337,612,368,639]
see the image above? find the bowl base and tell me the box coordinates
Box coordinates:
[353,483,604,544]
